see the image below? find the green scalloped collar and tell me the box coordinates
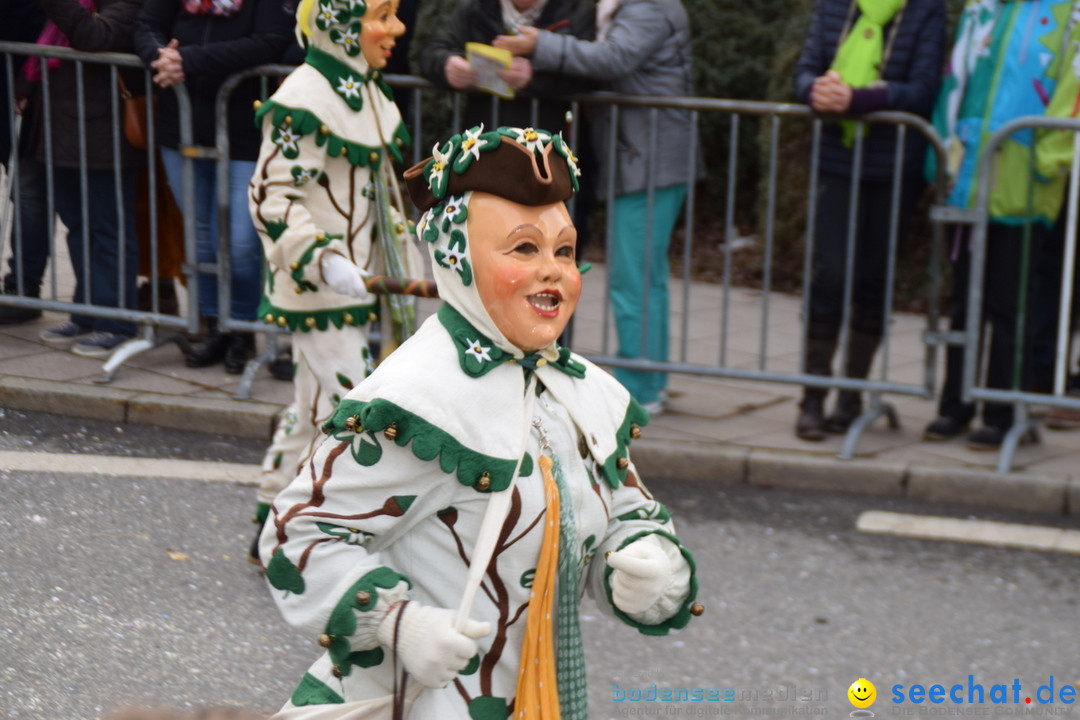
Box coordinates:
[254,99,409,169]
[324,397,528,493]
[305,45,394,111]
[436,303,586,379]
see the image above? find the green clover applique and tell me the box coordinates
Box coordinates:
[290,166,322,186]
[273,125,303,159]
[315,1,349,30]
[439,194,468,231]
[330,23,361,56]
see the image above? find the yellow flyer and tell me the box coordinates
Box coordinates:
[465,42,515,100]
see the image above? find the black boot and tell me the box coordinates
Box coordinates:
[825,330,882,433]
[249,516,267,567]
[224,331,256,374]
[795,334,837,441]
[796,391,827,441]
[186,317,228,368]
[269,347,295,381]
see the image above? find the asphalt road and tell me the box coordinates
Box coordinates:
[2,409,1079,720]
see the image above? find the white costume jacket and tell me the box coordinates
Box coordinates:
[261,305,698,719]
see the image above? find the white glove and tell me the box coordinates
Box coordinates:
[320,252,369,298]
[607,537,672,615]
[376,602,491,688]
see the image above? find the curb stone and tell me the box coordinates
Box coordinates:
[0,376,130,423]
[632,439,748,484]
[746,449,907,497]
[906,465,1068,516]
[0,375,281,439]
[1066,478,1080,516]
[3,375,1077,519]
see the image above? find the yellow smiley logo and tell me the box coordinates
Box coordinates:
[848,678,876,709]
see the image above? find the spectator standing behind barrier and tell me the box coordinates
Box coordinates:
[418,0,595,133]
[133,0,294,373]
[0,1,46,325]
[1028,14,1080,432]
[791,0,945,441]
[25,0,145,358]
[923,0,1079,450]
[246,0,423,562]
[494,0,699,415]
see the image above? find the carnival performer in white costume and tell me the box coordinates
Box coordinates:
[248,0,420,556]
[260,126,701,719]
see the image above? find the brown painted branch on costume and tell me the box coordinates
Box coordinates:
[363,276,439,298]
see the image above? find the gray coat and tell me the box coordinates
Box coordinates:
[531,0,699,197]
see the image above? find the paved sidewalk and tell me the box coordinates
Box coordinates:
[1,262,1079,517]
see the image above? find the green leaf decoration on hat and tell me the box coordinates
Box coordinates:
[315,0,350,30]
[451,124,503,174]
[330,23,362,56]
[345,0,366,17]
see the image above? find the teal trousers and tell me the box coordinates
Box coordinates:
[609,184,687,405]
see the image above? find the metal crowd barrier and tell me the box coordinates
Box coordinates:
[962,115,1080,473]
[568,92,950,459]
[0,42,199,381]
[3,48,1008,464]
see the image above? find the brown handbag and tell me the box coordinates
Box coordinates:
[118,75,150,150]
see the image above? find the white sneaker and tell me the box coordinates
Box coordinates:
[71,331,132,358]
[39,321,93,347]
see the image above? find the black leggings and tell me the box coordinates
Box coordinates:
[808,171,925,339]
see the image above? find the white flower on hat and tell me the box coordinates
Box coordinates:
[509,126,547,155]
[317,1,337,25]
[460,125,485,162]
[335,26,360,50]
[556,133,581,178]
[428,141,452,191]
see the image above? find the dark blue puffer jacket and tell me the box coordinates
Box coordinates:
[793,0,946,182]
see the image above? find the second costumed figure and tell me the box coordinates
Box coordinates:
[248,0,421,553]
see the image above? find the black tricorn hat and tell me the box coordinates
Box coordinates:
[403,126,579,213]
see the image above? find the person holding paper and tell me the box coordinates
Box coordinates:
[417,0,595,133]
[493,0,701,415]
[259,125,699,719]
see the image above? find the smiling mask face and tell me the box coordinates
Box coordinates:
[297,0,405,72]
[467,193,581,353]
